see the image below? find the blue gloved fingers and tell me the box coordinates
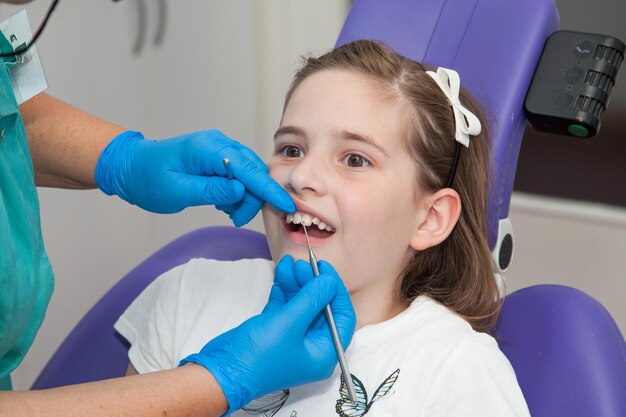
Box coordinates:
[293,259,350,332]
[171,174,246,208]
[273,255,301,299]
[318,260,356,350]
[228,192,264,227]
[282,273,341,335]
[215,192,261,227]
[263,255,295,314]
[221,152,295,214]
[215,203,236,215]
[264,257,319,315]
[287,274,355,369]
[207,146,289,225]
[203,130,265,171]
[291,258,329,327]
[293,259,316,288]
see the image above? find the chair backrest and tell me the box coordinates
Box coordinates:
[337,0,559,257]
[31,226,271,389]
[495,285,626,417]
[338,3,626,415]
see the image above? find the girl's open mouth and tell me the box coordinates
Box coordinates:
[282,212,336,239]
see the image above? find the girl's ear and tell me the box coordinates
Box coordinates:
[410,188,461,251]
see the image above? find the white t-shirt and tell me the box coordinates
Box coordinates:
[115,258,530,417]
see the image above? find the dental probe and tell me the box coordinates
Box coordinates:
[302,225,357,403]
[223,158,234,179]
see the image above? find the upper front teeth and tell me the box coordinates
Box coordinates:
[286,212,335,232]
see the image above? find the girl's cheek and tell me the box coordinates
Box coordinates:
[267,162,285,181]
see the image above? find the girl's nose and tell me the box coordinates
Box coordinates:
[286,153,328,196]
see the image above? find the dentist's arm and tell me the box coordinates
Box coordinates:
[1,364,229,417]
[0,263,355,416]
[19,93,294,225]
[19,93,124,189]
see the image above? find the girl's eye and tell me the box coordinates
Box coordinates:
[280,145,304,158]
[343,153,370,168]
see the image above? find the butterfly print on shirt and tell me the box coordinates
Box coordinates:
[335,369,400,417]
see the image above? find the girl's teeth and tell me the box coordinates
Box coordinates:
[301,214,313,226]
[285,212,335,232]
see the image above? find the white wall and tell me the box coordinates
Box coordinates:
[506,193,626,334]
[6,0,349,390]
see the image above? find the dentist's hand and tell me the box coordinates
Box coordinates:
[95,130,295,225]
[180,255,356,414]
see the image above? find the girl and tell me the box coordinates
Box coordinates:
[115,40,529,416]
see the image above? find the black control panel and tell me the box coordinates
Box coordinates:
[525,30,624,138]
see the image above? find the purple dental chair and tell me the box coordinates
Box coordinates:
[33,1,626,416]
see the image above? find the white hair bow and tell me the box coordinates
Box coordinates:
[425,67,481,148]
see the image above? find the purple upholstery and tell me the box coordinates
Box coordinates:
[496,285,626,417]
[337,0,559,248]
[31,227,271,389]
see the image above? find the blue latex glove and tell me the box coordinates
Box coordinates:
[180,255,355,414]
[95,130,295,225]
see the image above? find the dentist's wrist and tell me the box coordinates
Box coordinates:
[95,130,145,198]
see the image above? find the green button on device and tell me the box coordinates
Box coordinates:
[568,124,590,137]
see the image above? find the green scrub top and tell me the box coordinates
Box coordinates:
[0,31,55,390]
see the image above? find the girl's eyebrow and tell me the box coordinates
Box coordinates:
[334,128,390,157]
[274,125,390,158]
[274,125,305,140]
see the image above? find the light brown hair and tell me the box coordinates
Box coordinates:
[284,40,499,332]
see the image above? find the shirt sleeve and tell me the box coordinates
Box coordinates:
[420,333,531,417]
[114,263,188,374]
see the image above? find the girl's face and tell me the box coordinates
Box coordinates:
[262,69,429,314]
